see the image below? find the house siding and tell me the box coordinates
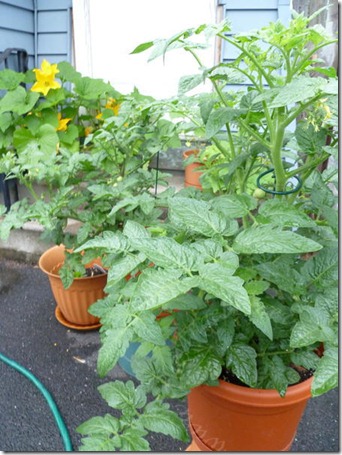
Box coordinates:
[0,0,72,70]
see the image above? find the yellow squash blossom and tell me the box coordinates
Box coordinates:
[96,97,121,119]
[84,126,93,137]
[105,98,121,115]
[57,113,72,132]
[31,59,61,96]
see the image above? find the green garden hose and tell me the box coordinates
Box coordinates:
[0,352,73,451]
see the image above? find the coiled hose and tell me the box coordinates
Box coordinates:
[0,352,73,451]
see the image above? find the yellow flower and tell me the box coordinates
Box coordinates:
[105,98,121,116]
[323,104,332,120]
[56,113,71,131]
[95,112,103,120]
[84,126,93,137]
[31,59,61,96]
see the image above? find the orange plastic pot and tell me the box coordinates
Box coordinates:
[39,245,107,328]
[183,149,202,189]
[187,377,313,452]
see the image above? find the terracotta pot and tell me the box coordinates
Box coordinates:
[187,377,313,452]
[39,245,107,328]
[183,149,202,189]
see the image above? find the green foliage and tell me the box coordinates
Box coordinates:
[0,62,179,287]
[77,12,338,450]
[76,380,189,450]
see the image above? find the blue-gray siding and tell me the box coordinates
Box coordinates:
[0,0,72,70]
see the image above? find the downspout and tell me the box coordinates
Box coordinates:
[33,0,38,67]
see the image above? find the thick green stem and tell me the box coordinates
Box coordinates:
[271,124,287,194]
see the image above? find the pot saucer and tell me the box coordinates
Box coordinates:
[55,307,101,331]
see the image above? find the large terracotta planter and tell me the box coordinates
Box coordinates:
[39,245,107,329]
[187,377,313,452]
[183,149,202,189]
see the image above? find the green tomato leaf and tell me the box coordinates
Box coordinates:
[120,426,150,451]
[98,380,147,412]
[130,237,202,272]
[301,247,338,289]
[107,252,146,285]
[255,256,305,295]
[295,122,327,154]
[226,344,257,387]
[311,348,338,397]
[244,280,269,296]
[249,296,273,340]
[123,220,150,239]
[132,312,165,345]
[211,194,257,219]
[264,76,326,108]
[141,402,189,442]
[75,231,129,254]
[179,346,222,387]
[97,327,134,377]
[233,225,322,254]
[199,263,250,314]
[205,107,246,138]
[257,199,316,228]
[178,74,204,95]
[290,306,334,348]
[169,197,228,237]
[132,268,199,311]
[76,413,120,436]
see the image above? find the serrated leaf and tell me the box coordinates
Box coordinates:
[249,296,273,340]
[179,346,222,387]
[130,237,202,272]
[132,268,198,311]
[265,76,326,108]
[178,74,204,95]
[78,436,118,452]
[215,318,235,356]
[290,306,334,348]
[98,380,147,412]
[295,122,327,153]
[107,252,146,284]
[190,239,223,261]
[226,344,257,387]
[120,427,150,451]
[140,403,189,442]
[133,312,165,345]
[76,231,129,253]
[244,280,269,296]
[123,220,150,239]
[205,107,246,138]
[163,293,206,311]
[199,264,250,314]
[233,225,322,254]
[257,199,316,228]
[76,414,119,436]
[311,348,338,396]
[255,256,305,295]
[98,327,134,377]
[301,247,338,289]
[169,197,227,237]
[211,194,257,218]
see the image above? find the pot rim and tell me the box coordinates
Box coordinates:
[192,377,313,407]
[38,245,106,281]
